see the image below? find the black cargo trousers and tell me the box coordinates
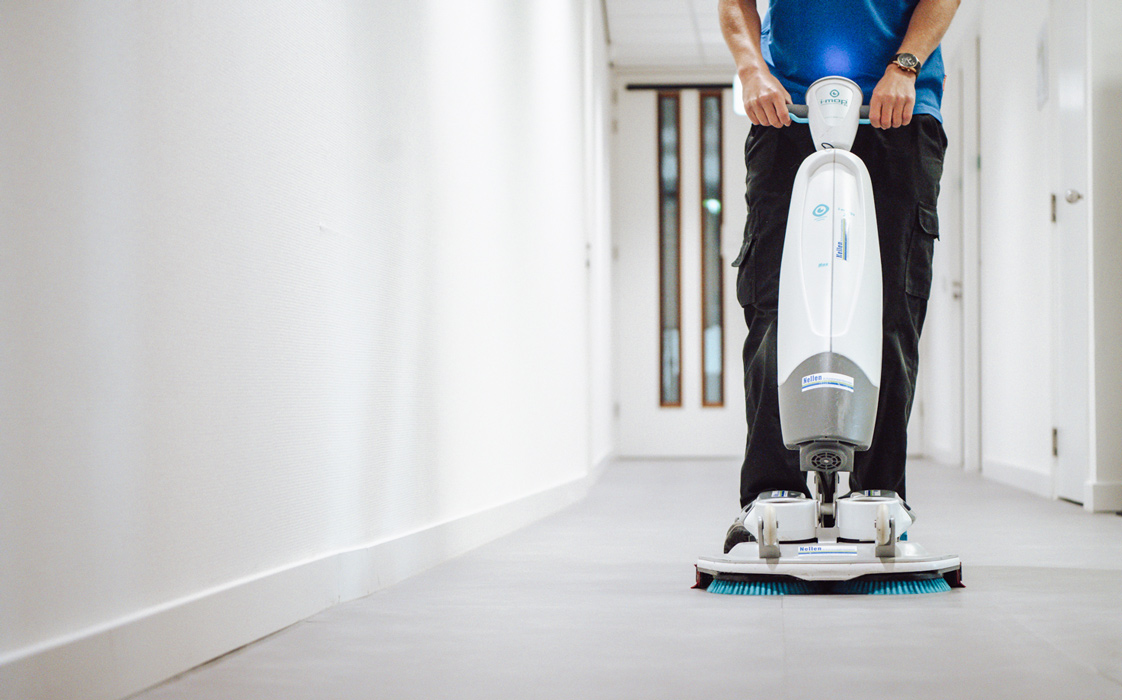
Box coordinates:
[733,115,947,508]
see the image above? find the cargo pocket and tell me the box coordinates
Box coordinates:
[733,224,756,307]
[905,202,939,300]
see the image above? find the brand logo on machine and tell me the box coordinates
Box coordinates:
[812,204,829,220]
[801,372,855,393]
[836,218,849,260]
[819,87,849,107]
[798,544,858,556]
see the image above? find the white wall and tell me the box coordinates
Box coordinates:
[0,2,611,698]
[975,0,1056,492]
[928,0,1122,509]
[585,0,615,473]
[1090,0,1122,509]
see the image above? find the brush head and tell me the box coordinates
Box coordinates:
[703,574,953,596]
[696,550,963,595]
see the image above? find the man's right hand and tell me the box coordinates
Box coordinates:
[740,68,793,128]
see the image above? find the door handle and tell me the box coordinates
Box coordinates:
[1065,189,1084,204]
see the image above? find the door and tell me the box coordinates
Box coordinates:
[613,86,751,457]
[1051,0,1092,503]
[919,60,967,468]
[961,35,983,475]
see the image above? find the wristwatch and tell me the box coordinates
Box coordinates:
[890,52,921,75]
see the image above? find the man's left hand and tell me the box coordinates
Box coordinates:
[869,66,917,129]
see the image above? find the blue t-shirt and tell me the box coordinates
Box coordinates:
[761,0,944,121]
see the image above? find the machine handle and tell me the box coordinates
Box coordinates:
[788,104,871,125]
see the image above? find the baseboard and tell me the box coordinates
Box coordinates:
[1085,480,1122,512]
[0,469,602,700]
[982,459,1052,499]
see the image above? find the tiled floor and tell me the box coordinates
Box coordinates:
[133,460,1122,699]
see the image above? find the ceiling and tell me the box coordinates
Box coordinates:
[602,0,768,70]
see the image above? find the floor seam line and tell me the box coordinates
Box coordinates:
[1005,613,1120,687]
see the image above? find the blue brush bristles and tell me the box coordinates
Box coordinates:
[706,576,951,596]
[706,579,822,595]
[831,577,951,595]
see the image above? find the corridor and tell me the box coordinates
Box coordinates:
[7,3,1122,698]
[135,460,1122,700]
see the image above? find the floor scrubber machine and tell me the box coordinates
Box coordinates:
[695,76,963,595]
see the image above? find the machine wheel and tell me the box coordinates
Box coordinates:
[875,503,892,546]
[761,504,778,547]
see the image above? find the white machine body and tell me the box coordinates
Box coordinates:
[777,77,881,467]
[697,544,959,583]
[737,491,915,544]
[737,493,818,543]
[835,491,915,542]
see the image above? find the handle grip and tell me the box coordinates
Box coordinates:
[785,103,870,118]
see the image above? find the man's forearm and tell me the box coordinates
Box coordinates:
[896,0,961,66]
[719,0,767,77]
[720,0,792,127]
[871,0,959,128]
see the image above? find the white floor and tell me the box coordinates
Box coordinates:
[132,459,1122,700]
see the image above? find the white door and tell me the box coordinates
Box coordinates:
[961,35,983,475]
[613,86,751,457]
[1050,0,1092,503]
[919,60,967,468]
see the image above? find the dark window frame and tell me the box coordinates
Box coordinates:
[699,90,725,407]
[657,91,683,408]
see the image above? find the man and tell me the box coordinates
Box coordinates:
[718,0,960,551]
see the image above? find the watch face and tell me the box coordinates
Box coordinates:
[897,53,919,69]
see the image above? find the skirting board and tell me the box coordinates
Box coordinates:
[1085,480,1122,512]
[0,456,612,700]
[983,459,1052,499]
